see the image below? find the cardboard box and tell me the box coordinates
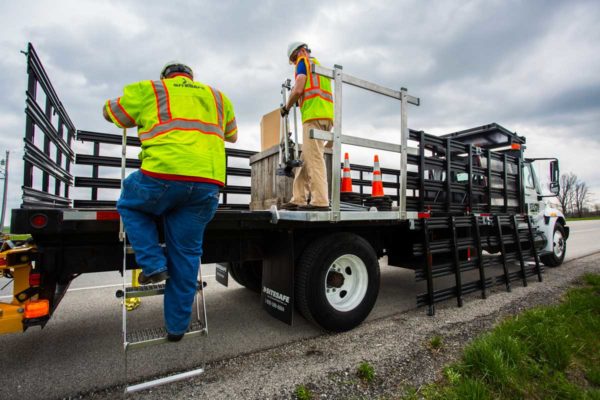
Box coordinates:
[260,109,281,151]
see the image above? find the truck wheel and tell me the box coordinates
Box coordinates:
[229,261,262,293]
[295,233,380,332]
[541,223,566,267]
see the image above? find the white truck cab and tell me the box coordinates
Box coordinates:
[523,158,568,266]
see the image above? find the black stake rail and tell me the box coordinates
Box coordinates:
[415,215,545,314]
[495,215,511,292]
[422,219,435,316]
[22,43,75,208]
[407,126,522,215]
[446,139,452,213]
[527,216,544,282]
[450,216,463,307]
[512,215,528,287]
[472,215,487,299]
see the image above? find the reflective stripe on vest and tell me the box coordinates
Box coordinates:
[208,86,224,128]
[139,118,224,141]
[295,56,333,123]
[303,88,333,102]
[107,98,135,127]
[311,72,319,88]
[225,118,237,135]
[151,80,172,122]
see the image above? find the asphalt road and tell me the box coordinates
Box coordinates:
[0,219,599,399]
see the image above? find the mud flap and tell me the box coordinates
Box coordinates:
[261,230,294,325]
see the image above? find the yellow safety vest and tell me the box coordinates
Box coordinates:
[105,75,237,186]
[295,56,334,123]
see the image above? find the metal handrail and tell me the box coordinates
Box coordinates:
[309,63,420,221]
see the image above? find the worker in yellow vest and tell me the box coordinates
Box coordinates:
[280,42,334,211]
[103,61,237,341]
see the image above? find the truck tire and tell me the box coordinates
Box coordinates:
[541,223,566,267]
[229,261,262,293]
[295,232,380,332]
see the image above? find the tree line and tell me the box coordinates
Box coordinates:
[556,173,597,217]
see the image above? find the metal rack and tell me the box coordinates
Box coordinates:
[72,130,254,209]
[22,42,75,208]
[414,214,544,315]
[276,63,421,222]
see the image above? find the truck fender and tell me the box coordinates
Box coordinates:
[540,206,569,252]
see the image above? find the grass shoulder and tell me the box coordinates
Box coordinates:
[566,216,600,222]
[401,273,600,399]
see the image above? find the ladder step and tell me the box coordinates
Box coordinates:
[125,283,166,298]
[116,281,206,299]
[126,321,205,350]
[126,367,205,394]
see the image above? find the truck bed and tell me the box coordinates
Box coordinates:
[11,206,413,274]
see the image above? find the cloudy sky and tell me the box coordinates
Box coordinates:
[1,0,599,217]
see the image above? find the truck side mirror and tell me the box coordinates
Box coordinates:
[549,160,560,195]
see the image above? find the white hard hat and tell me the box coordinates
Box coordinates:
[287,41,307,60]
[160,60,194,79]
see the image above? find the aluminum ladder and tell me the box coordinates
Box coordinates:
[117,128,208,396]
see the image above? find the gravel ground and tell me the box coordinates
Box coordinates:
[78,254,600,400]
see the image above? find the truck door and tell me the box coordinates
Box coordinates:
[522,161,541,215]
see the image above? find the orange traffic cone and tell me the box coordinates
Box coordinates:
[371,155,384,197]
[341,153,353,193]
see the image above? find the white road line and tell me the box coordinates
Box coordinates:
[0,274,217,299]
[570,228,600,234]
[68,283,122,291]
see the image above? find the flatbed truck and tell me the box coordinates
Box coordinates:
[1,43,569,337]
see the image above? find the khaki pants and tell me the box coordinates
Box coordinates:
[290,119,333,207]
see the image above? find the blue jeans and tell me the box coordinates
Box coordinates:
[117,170,219,334]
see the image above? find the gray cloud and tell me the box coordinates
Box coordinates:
[1,0,600,218]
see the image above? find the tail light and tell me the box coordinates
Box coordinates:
[24,299,49,319]
[29,272,41,286]
[30,214,48,229]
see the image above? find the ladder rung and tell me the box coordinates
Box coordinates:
[126,367,205,394]
[116,281,206,299]
[126,321,205,350]
[125,283,166,298]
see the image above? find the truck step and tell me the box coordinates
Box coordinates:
[126,321,205,350]
[116,281,206,299]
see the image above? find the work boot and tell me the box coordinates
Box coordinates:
[298,204,330,211]
[167,332,184,342]
[138,270,169,285]
[280,202,300,210]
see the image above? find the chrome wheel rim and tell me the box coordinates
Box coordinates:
[553,229,565,258]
